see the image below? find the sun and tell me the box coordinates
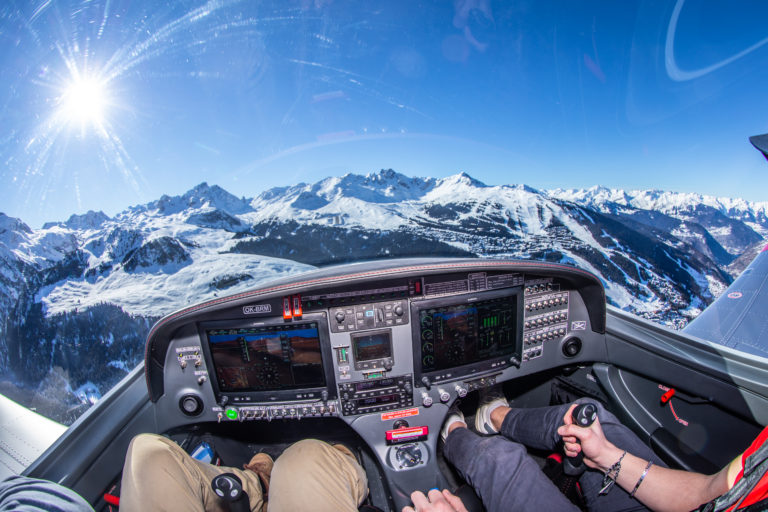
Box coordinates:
[59,76,110,129]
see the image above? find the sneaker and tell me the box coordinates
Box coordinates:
[475,391,509,435]
[440,406,466,443]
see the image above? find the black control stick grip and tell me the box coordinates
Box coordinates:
[212,473,250,512]
[562,402,598,476]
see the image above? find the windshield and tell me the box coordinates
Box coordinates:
[0,1,766,425]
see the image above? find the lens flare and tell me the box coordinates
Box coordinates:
[59,76,109,128]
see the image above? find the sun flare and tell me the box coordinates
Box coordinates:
[59,76,110,128]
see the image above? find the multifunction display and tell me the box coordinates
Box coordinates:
[351,330,394,371]
[208,322,325,392]
[418,296,519,373]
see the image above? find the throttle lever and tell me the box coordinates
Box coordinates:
[562,402,598,476]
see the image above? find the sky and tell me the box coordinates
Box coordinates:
[1,0,768,228]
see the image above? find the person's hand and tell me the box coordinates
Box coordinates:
[557,403,623,471]
[401,489,469,512]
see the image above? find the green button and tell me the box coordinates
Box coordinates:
[225,407,238,420]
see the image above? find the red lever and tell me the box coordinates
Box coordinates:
[103,493,120,506]
[661,388,676,404]
[292,294,303,317]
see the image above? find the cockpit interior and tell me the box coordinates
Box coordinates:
[23,259,768,511]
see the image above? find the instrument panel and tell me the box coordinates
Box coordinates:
[147,259,606,425]
[145,259,607,501]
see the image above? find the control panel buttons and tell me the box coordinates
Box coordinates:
[330,299,409,333]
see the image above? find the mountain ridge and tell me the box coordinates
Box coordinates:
[0,169,764,422]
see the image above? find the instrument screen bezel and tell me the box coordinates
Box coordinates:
[410,287,524,386]
[199,312,336,403]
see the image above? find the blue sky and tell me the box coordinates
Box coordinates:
[1,0,767,228]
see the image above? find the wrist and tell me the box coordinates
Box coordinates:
[593,443,623,472]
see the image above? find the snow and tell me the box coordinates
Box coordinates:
[41,253,313,317]
[107,360,131,372]
[549,186,768,225]
[2,170,758,332]
[73,381,101,405]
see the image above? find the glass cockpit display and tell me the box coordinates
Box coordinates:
[418,296,519,373]
[207,322,325,392]
[353,331,392,361]
[351,330,394,370]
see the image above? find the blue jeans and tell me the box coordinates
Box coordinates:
[0,476,93,512]
[443,400,667,512]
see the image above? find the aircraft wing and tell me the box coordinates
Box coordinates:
[684,243,768,357]
[0,394,66,480]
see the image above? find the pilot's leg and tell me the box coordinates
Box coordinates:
[499,400,665,511]
[267,439,368,512]
[120,434,265,512]
[443,428,580,512]
[0,475,93,512]
[497,401,575,450]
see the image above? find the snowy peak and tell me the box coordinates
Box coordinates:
[257,171,492,210]
[141,182,253,217]
[59,210,111,231]
[309,169,438,204]
[438,171,486,188]
[549,186,768,221]
[0,213,32,247]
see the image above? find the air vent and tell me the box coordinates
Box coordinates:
[561,337,582,358]
[179,394,204,416]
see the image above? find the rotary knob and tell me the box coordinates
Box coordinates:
[421,392,433,407]
[438,389,450,403]
[335,311,345,323]
[394,304,404,316]
[454,385,468,398]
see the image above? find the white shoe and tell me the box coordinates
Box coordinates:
[474,392,509,434]
[440,407,466,442]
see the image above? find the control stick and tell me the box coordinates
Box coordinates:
[562,402,598,476]
[212,473,250,512]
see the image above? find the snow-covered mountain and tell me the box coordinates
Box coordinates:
[1,171,765,423]
[548,186,768,262]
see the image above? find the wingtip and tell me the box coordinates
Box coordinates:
[749,133,768,159]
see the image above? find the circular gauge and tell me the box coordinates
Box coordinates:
[422,355,434,366]
[421,315,433,328]
[422,342,434,353]
[422,329,434,341]
[446,342,465,364]
[260,359,280,385]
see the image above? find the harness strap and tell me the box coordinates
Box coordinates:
[698,440,768,512]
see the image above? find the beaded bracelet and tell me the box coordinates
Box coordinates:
[630,461,653,498]
[599,451,627,495]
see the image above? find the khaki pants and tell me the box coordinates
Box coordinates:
[120,434,368,512]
